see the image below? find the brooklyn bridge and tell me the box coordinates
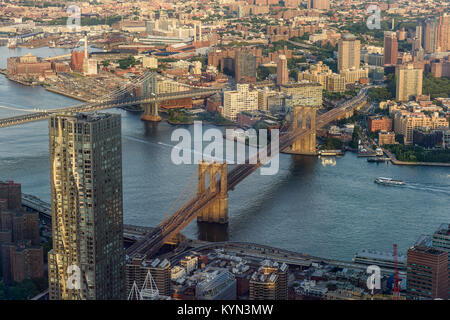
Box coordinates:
[0,71,368,259]
[125,88,367,258]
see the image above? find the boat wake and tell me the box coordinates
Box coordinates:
[404,183,450,195]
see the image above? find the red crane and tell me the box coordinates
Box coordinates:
[393,243,400,300]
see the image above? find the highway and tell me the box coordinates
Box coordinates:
[170,240,405,277]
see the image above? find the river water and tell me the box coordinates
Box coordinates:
[0,46,448,261]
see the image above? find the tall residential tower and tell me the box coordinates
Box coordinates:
[395,64,423,102]
[48,113,125,300]
[338,34,360,72]
[276,55,289,86]
[384,31,398,66]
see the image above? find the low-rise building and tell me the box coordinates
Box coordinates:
[7,53,52,76]
[143,56,158,69]
[413,128,444,148]
[280,81,323,107]
[393,112,448,145]
[368,116,393,132]
[249,260,288,300]
[125,256,172,297]
[378,131,396,145]
[196,268,237,300]
[340,67,369,84]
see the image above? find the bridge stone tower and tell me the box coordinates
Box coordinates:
[141,72,161,122]
[290,105,317,155]
[197,161,228,224]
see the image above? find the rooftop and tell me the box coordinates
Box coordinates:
[408,246,447,256]
[53,112,118,122]
[434,223,450,236]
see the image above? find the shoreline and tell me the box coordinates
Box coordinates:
[2,73,448,168]
[384,149,450,167]
[167,118,194,125]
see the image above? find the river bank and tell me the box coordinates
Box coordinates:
[1,46,449,262]
[0,70,39,86]
[384,149,450,167]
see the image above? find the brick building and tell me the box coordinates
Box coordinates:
[378,131,396,145]
[7,53,52,76]
[0,181,43,285]
[70,50,85,72]
[407,246,448,300]
[368,116,393,132]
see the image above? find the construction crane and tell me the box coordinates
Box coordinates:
[393,243,400,300]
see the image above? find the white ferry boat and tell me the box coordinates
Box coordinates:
[374,177,405,186]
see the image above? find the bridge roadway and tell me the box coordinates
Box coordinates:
[0,87,221,128]
[21,194,153,242]
[126,89,368,259]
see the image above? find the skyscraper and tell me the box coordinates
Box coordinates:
[48,113,125,300]
[432,224,450,299]
[276,55,289,86]
[423,19,439,54]
[414,24,423,50]
[338,34,360,72]
[395,64,423,102]
[438,13,450,52]
[384,31,398,66]
[235,50,257,83]
[307,0,330,10]
[406,246,448,300]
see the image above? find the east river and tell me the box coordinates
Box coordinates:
[0,46,449,261]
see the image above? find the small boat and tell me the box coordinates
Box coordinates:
[319,149,344,156]
[367,157,390,163]
[374,177,405,186]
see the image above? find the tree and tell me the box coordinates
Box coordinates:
[118,56,138,70]
[257,65,276,81]
[322,137,343,150]
[422,73,450,99]
[386,73,396,99]
[7,279,38,300]
[368,87,394,102]
[395,134,404,144]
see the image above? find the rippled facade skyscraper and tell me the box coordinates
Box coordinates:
[48,113,125,300]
